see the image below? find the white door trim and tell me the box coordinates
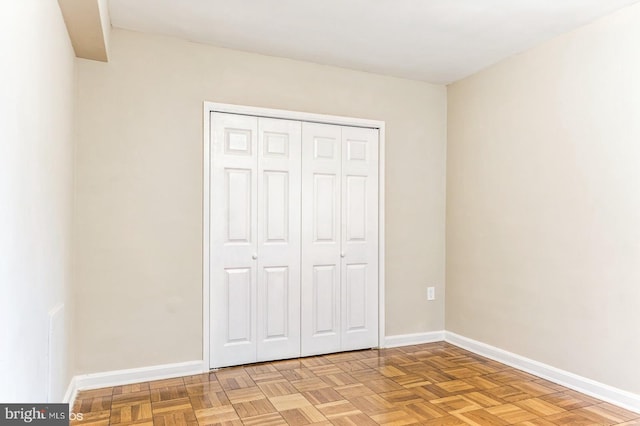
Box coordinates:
[203,102,386,369]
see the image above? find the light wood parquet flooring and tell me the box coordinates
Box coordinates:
[71,342,640,425]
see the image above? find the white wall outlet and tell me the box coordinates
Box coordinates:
[427,286,435,301]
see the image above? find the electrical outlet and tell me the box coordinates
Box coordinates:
[427,286,435,301]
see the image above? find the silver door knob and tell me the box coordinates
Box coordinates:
[252,254,258,260]
[340,252,345,258]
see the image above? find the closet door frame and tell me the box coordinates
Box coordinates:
[203,102,386,370]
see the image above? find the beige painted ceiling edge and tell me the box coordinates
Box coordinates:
[57,0,110,62]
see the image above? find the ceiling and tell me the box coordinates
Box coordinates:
[109,0,640,84]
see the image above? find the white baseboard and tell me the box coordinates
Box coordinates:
[63,360,205,407]
[60,332,640,415]
[63,376,77,405]
[445,331,640,414]
[384,331,445,348]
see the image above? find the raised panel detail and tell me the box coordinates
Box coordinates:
[265,132,289,157]
[264,267,288,339]
[314,137,336,159]
[346,176,367,241]
[347,140,367,161]
[346,264,367,331]
[225,129,252,155]
[313,265,337,335]
[226,169,252,243]
[226,268,252,342]
[314,174,336,242]
[264,171,289,243]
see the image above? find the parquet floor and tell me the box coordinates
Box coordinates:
[71,342,640,425]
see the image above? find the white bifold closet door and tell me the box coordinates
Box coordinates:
[210,112,379,369]
[210,113,301,368]
[301,122,379,356]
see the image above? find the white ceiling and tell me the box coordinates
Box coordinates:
[109,0,640,84]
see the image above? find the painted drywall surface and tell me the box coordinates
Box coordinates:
[447,2,640,393]
[74,29,446,374]
[0,1,75,401]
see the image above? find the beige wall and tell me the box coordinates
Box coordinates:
[447,3,640,393]
[0,1,75,401]
[74,29,447,374]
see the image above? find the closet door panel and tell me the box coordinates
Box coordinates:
[256,118,302,361]
[341,126,379,351]
[301,122,342,356]
[210,113,259,368]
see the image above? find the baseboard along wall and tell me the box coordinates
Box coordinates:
[444,331,640,414]
[63,332,640,414]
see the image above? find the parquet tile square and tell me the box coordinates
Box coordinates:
[436,379,478,394]
[110,402,152,424]
[302,388,344,405]
[334,383,376,399]
[111,390,151,408]
[77,396,112,412]
[514,397,566,417]
[225,387,264,404]
[291,377,331,393]
[462,391,504,408]
[151,397,193,415]
[335,360,369,372]
[379,389,424,406]
[69,342,640,426]
[364,378,405,393]
[391,373,432,388]
[350,394,397,416]
[216,370,256,391]
[443,367,482,380]
[420,370,458,384]
[281,368,316,382]
[189,390,231,410]
[314,400,361,419]
[431,395,483,414]
[258,379,299,398]
[269,393,314,411]
[319,373,358,387]
[486,385,534,402]
[510,381,559,398]
[307,364,344,376]
[403,401,448,421]
[150,385,188,402]
[232,398,277,418]
[278,406,326,425]
[486,403,539,423]
[185,381,223,396]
